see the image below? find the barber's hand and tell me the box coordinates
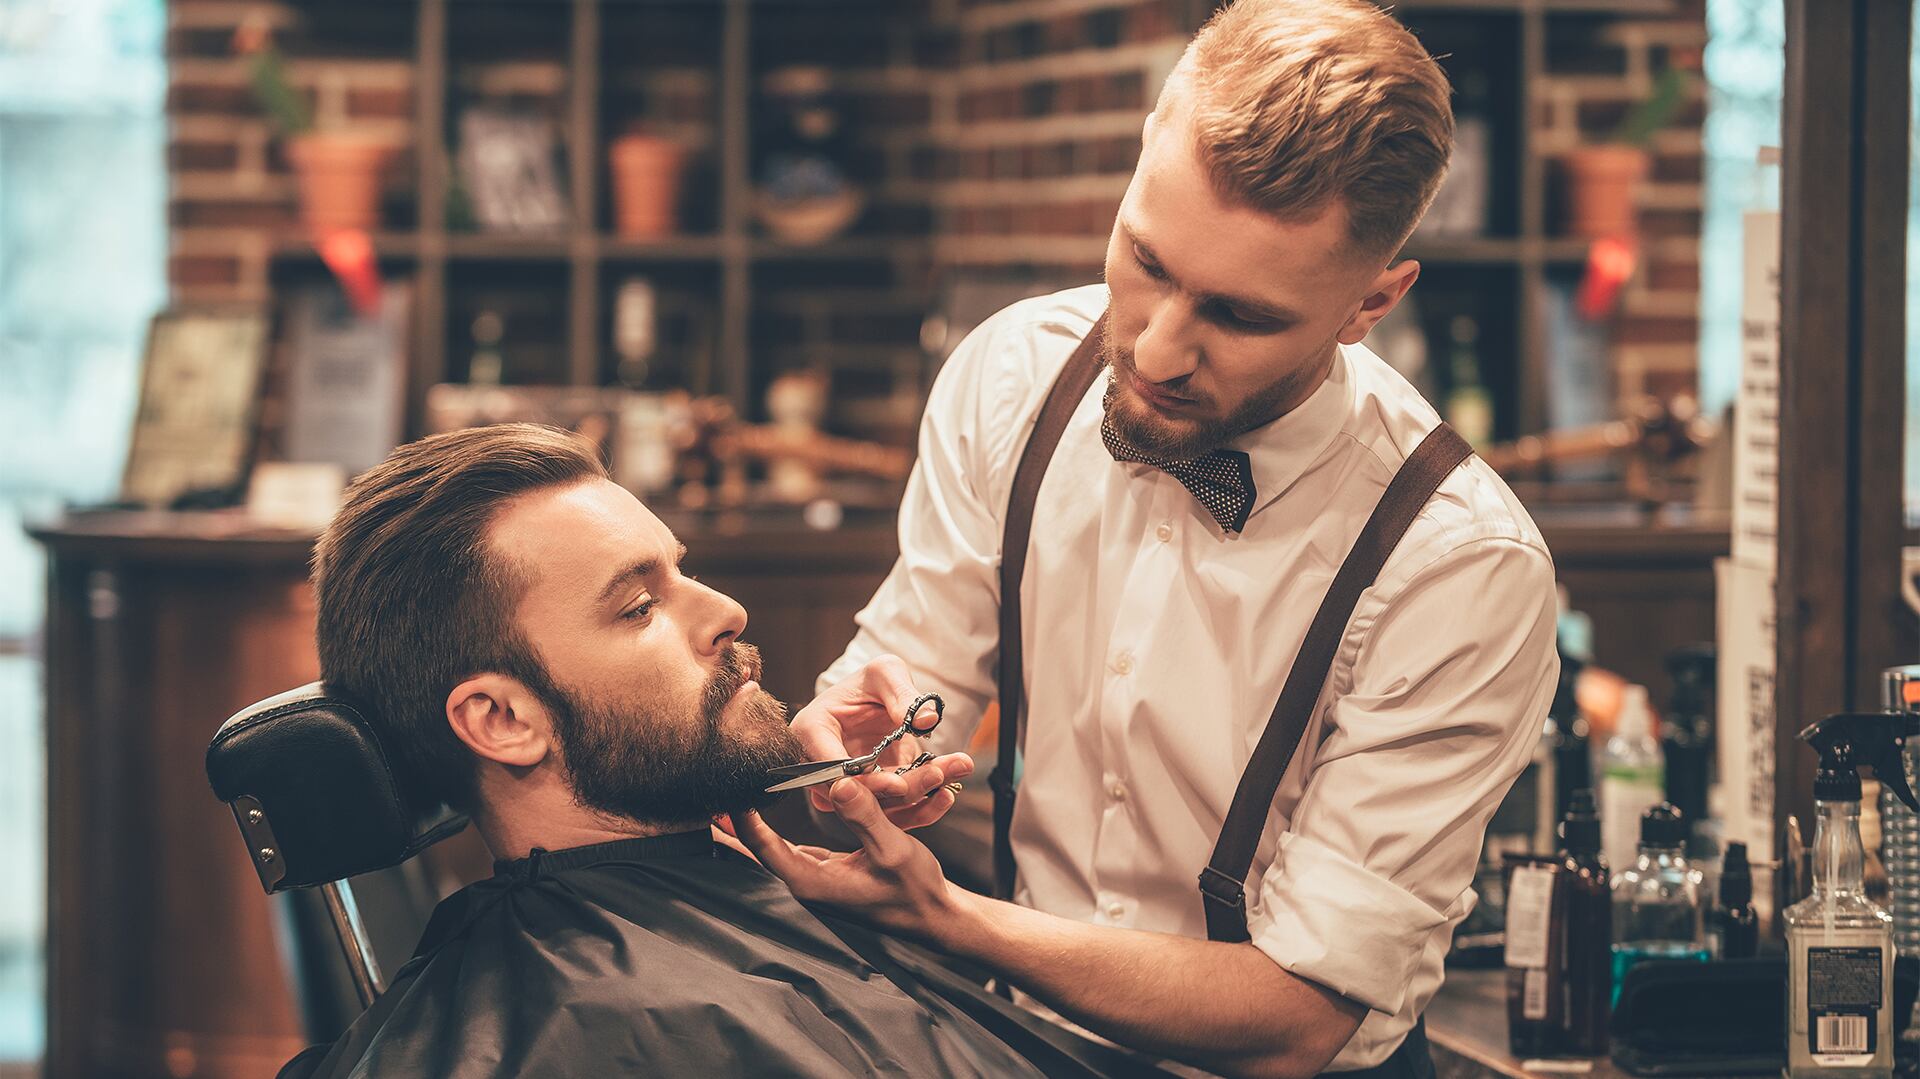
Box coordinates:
[790,655,974,821]
[736,779,963,940]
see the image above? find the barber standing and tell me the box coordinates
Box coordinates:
[738,3,1558,1077]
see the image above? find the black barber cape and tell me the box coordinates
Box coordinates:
[281,830,1171,1079]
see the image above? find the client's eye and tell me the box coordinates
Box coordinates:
[621,599,657,623]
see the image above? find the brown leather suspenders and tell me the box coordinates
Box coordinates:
[987,310,1475,942]
[990,317,1110,903]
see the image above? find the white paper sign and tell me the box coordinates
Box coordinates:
[1716,557,1777,908]
[1731,211,1781,571]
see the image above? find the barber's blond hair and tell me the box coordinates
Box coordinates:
[1163,0,1453,257]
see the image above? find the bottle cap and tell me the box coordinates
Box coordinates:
[1883,664,1920,711]
[1616,684,1653,741]
[1639,801,1686,847]
[1559,787,1602,858]
[1720,841,1752,906]
[1813,740,1864,803]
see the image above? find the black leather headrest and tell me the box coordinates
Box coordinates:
[206,682,468,893]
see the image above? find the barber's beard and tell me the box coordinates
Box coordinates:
[548,642,803,828]
[1099,334,1327,461]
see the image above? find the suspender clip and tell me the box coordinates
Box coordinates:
[987,766,1016,798]
[1198,866,1247,911]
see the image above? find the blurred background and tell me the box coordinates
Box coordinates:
[0,0,1860,1074]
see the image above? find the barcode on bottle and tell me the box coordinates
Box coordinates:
[1522,967,1548,1020]
[1817,1015,1869,1053]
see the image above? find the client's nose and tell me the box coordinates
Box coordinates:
[687,576,749,655]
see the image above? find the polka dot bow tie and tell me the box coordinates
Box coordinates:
[1100,416,1257,533]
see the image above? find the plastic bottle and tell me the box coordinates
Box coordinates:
[1558,789,1611,1055]
[1601,685,1664,870]
[1714,841,1759,960]
[1786,713,1912,1078]
[1609,802,1707,1005]
[1504,856,1563,1057]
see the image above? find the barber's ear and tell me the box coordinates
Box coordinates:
[446,675,552,769]
[1337,259,1421,346]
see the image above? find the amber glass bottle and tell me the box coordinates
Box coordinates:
[1559,789,1612,1055]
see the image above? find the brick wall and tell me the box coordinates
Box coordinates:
[929,0,1196,278]
[168,1,417,303]
[1537,5,1708,404]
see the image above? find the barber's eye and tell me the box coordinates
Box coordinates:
[1132,245,1167,280]
[1211,305,1280,333]
[621,599,657,623]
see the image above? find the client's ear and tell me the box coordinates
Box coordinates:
[446,674,553,768]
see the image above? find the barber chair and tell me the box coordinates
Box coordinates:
[205,682,469,1036]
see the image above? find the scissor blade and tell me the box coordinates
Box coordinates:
[765,763,855,793]
[766,757,854,777]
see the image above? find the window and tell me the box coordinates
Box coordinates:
[0,0,165,1060]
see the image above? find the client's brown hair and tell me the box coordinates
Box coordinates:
[312,423,606,813]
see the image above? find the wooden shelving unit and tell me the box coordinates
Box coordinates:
[266,0,1679,443]
[269,0,927,433]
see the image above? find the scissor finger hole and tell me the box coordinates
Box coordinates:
[904,692,944,733]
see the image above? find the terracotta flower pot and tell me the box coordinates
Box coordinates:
[1562,144,1651,240]
[286,133,395,233]
[609,134,687,240]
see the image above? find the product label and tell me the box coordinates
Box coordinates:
[1503,865,1554,970]
[1807,946,1882,1063]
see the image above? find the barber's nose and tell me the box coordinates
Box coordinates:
[687,577,748,654]
[1131,298,1200,383]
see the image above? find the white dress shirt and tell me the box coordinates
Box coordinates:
[819,283,1559,1070]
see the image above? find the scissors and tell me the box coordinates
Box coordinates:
[765,692,945,793]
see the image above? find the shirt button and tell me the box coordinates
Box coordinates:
[1154,522,1173,543]
[1109,782,1127,802]
[1106,901,1125,920]
[1112,652,1134,676]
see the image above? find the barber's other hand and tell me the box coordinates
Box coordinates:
[789,655,973,818]
[737,779,963,941]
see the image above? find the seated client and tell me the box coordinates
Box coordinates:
[282,423,1162,1079]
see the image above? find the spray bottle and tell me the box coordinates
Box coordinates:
[1786,711,1920,1078]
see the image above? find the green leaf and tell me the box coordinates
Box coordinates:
[1611,67,1688,148]
[249,47,312,138]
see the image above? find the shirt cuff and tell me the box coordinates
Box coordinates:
[1245,831,1451,1017]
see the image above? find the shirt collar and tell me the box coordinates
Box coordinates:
[1229,342,1354,524]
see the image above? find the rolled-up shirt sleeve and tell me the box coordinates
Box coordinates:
[1247,533,1559,1017]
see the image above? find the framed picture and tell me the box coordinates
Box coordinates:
[120,307,270,508]
[457,105,569,233]
[283,282,410,475]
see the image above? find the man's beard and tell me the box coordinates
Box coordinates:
[1099,332,1327,461]
[545,642,803,828]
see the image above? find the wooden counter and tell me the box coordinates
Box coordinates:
[28,509,1726,1079]
[1424,967,1782,1079]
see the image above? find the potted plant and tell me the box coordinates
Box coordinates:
[608,123,688,240]
[1562,66,1689,240]
[236,19,396,235]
